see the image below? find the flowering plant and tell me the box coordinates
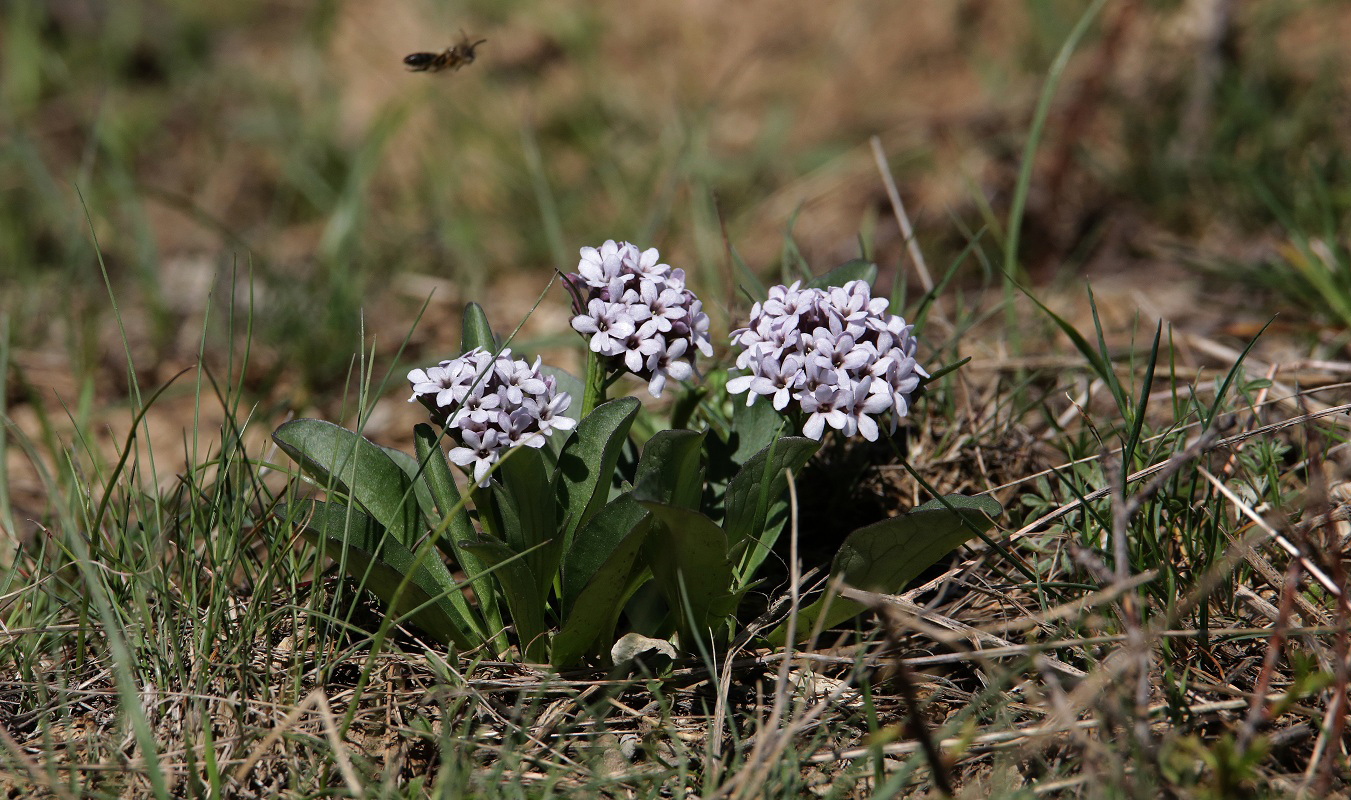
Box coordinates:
[271,246,1001,667]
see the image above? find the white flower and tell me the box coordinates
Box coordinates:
[408,346,575,486]
[407,364,458,405]
[527,392,577,436]
[566,239,708,398]
[448,428,502,487]
[727,279,926,441]
[619,321,663,374]
[800,385,846,440]
[572,298,636,356]
[496,356,547,405]
[577,241,624,287]
[645,338,693,398]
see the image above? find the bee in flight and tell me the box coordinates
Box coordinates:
[404,32,487,73]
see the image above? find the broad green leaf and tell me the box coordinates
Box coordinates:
[633,429,706,509]
[492,446,558,600]
[726,397,787,466]
[380,444,439,527]
[723,436,820,573]
[460,540,549,663]
[668,385,707,431]
[412,424,499,649]
[460,302,498,354]
[286,500,475,649]
[485,476,521,545]
[769,494,1002,644]
[640,502,735,648]
[804,259,878,290]
[272,419,421,547]
[556,396,640,546]
[412,425,478,556]
[552,521,650,668]
[561,493,649,615]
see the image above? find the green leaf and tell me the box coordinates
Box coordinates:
[379,444,440,527]
[286,500,476,649]
[556,396,640,546]
[561,493,650,615]
[1017,282,1126,412]
[1122,322,1162,469]
[460,302,498,354]
[633,429,706,509]
[769,494,1002,644]
[723,436,820,573]
[272,419,422,547]
[640,502,735,648]
[412,424,499,649]
[412,425,478,557]
[918,357,970,387]
[492,446,559,599]
[460,539,550,663]
[552,520,651,668]
[1203,317,1274,428]
[804,259,878,290]
[726,397,788,467]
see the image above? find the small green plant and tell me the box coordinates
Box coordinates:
[272,240,1001,667]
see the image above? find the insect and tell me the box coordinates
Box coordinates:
[404,32,487,73]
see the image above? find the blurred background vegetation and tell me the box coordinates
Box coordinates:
[3,0,1350,527]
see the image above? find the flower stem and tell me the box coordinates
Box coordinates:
[581,350,607,417]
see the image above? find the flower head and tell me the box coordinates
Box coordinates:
[408,347,575,486]
[727,279,927,442]
[566,240,711,398]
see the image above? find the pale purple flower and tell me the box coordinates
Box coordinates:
[408,346,575,487]
[577,241,624,288]
[623,245,668,280]
[496,356,548,405]
[638,280,687,332]
[727,279,926,442]
[619,321,663,374]
[527,393,578,436]
[448,428,502,487]
[407,364,458,406]
[727,352,805,410]
[763,281,814,327]
[685,298,713,358]
[800,385,847,440]
[645,337,693,398]
[502,408,548,449]
[572,298,636,356]
[566,239,711,398]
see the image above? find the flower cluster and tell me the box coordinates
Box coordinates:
[565,240,712,398]
[408,348,575,486]
[727,280,927,441]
